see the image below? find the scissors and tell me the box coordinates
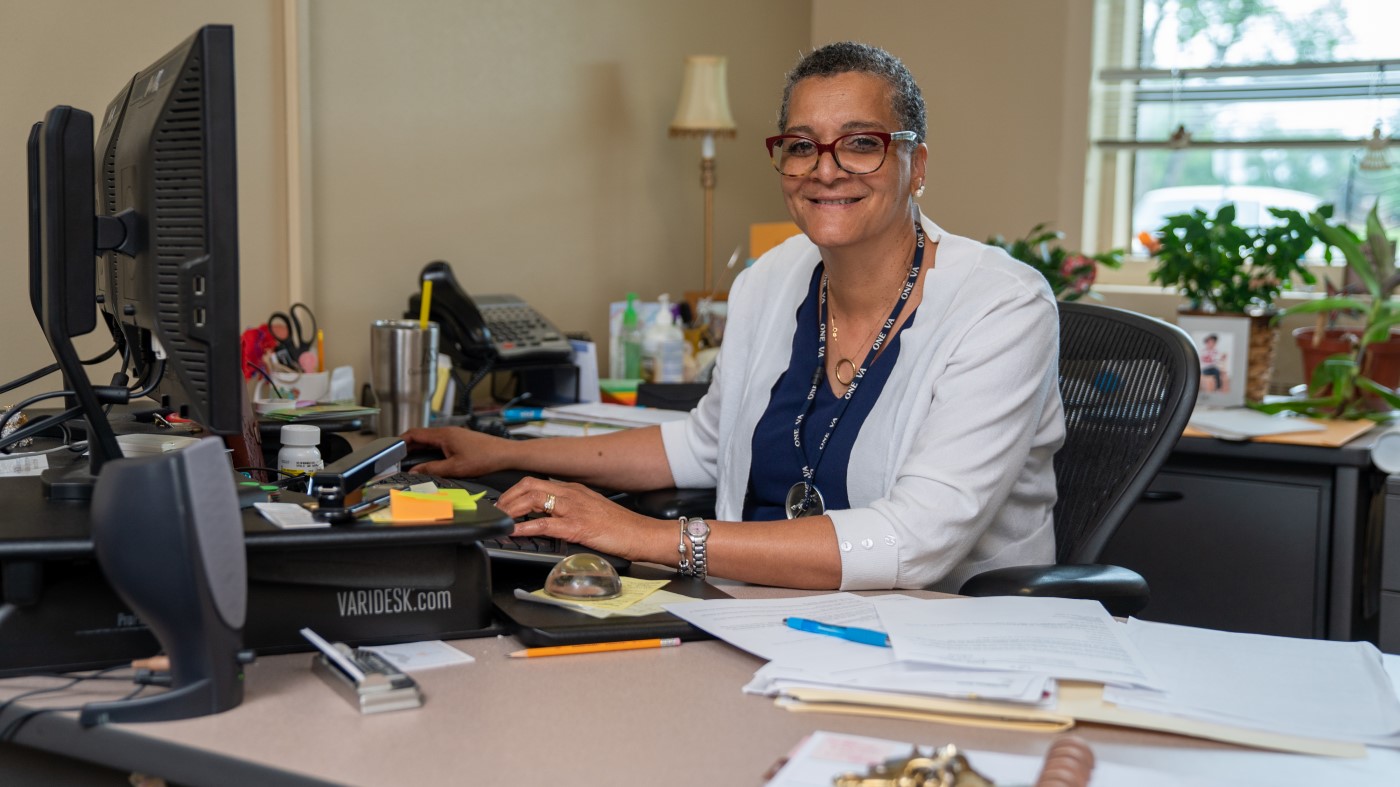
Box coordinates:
[267,303,318,369]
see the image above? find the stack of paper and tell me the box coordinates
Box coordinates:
[1187,408,1324,439]
[668,594,1056,705]
[511,402,689,438]
[665,593,1400,756]
[540,402,689,428]
[1103,619,1400,747]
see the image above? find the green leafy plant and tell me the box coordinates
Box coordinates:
[1144,203,1319,314]
[1253,204,1400,420]
[987,224,1122,301]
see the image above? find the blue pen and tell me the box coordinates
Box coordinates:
[502,407,545,424]
[783,617,890,648]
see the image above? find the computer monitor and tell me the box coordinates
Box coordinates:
[26,24,242,498]
[100,25,242,434]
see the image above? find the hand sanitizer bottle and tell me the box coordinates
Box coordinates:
[621,292,643,379]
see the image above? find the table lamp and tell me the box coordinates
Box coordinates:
[669,55,737,292]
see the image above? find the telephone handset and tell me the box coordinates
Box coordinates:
[407,260,573,370]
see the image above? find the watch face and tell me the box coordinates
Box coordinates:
[686,519,709,538]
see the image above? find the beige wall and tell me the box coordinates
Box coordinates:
[812,0,1095,249]
[0,0,287,404]
[3,2,1309,417]
[304,0,808,387]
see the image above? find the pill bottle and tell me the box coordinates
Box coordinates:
[278,424,323,477]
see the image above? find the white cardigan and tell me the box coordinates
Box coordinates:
[660,215,1064,592]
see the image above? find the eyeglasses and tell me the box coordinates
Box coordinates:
[764,130,918,177]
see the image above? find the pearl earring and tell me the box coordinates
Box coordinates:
[914,182,926,198]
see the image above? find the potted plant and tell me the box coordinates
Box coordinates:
[1142,203,1320,402]
[1253,203,1400,420]
[987,224,1122,301]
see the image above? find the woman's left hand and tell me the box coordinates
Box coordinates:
[497,477,666,562]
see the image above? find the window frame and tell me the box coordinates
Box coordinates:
[1083,0,1399,286]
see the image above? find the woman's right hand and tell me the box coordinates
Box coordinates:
[399,426,513,478]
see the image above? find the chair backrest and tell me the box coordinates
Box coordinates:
[1053,302,1199,564]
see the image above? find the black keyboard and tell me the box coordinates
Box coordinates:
[371,472,630,571]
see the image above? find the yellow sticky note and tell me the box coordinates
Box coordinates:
[438,488,486,511]
[396,489,484,511]
[389,489,453,522]
[528,576,670,613]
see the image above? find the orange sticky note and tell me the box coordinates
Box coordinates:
[389,489,454,522]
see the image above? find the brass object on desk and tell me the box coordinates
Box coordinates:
[834,744,995,787]
[0,404,33,449]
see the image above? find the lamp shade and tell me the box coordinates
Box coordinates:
[669,55,737,138]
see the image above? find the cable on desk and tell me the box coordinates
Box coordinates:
[234,466,307,490]
[0,683,146,744]
[0,440,90,461]
[0,342,120,397]
[0,405,83,454]
[0,665,138,743]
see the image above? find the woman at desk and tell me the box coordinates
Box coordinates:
[404,42,1063,591]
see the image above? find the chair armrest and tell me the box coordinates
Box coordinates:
[957,563,1149,617]
[624,488,717,521]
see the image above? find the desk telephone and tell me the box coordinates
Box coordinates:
[408,261,574,369]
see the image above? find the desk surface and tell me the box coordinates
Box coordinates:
[0,473,513,560]
[3,586,1399,787]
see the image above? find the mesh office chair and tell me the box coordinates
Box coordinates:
[958,301,1200,616]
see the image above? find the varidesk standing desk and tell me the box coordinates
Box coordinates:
[2,586,1399,786]
[0,470,514,675]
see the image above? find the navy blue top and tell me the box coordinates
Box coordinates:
[744,264,913,520]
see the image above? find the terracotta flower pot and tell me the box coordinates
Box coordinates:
[1292,327,1400,395]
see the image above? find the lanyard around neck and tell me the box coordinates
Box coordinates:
[791,222,925,490]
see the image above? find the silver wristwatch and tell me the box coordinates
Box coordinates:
[681,516,711,579]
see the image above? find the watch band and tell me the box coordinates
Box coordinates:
[683,517,709,579]
[676,517,692,576]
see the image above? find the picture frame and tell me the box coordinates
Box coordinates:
[1176,314,1250,409]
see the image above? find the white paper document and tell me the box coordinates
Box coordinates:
[359,640,474,672]
[1103,619,1400,746]
[1188,408,1324,439]
[0,453,48,477]
[745,659,1051,705]
[664,592,910,673]
[874,596,1160,688]
[254,502,327,529]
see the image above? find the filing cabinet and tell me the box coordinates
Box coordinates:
[1381,475,1400,654]
[1099,436,1383,642]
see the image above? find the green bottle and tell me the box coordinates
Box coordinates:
[621,292,643,379]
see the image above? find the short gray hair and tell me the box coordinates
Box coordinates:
[778,42,926,144]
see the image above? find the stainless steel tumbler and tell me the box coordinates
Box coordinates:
[370,320,440,437]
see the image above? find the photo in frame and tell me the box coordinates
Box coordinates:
[1177,314,1250,409]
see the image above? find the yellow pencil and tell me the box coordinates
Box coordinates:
[315,329,325,372]
[418,279,434,330]
[507,638,681,658]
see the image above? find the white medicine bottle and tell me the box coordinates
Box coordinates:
[278,424,323,477]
